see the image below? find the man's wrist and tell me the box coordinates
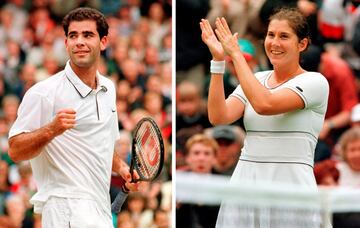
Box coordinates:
[121,184,130,193]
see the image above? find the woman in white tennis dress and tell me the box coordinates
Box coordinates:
[200,7,329,228]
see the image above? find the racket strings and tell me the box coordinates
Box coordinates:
[135,122,161,179]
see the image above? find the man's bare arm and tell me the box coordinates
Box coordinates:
[8,109,76,162]
[112,151,140,191]
[112,151,130,180]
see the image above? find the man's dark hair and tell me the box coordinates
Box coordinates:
[62,7,109,39]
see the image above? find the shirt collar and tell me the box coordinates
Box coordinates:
[64,60,107,98]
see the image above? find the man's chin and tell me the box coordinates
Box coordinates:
[72,59,92,68]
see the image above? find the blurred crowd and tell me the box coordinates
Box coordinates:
[0,0,172,228]
[176,0,360,227]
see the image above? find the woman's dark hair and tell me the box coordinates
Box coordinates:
[62,7,109,39]
[269,7,311,45]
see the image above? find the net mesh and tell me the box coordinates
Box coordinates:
[176,172,360,228]
[134,121,161,179]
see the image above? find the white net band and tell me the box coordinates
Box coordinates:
[176,172,360,228]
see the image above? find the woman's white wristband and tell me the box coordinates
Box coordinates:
[210,60,225,74]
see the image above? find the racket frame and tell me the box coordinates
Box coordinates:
[129,117,165,182]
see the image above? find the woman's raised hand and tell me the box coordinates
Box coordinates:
[200,19,225,61]
[214,17,241,58]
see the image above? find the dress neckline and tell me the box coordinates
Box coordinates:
[264,70,307,89]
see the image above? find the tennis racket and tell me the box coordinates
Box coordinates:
[111,117,165,213]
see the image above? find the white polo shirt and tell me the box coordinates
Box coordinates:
[9,61,119,217]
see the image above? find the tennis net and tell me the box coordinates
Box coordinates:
[176,172,360,228]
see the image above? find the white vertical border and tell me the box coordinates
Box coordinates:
[171,0,176,227]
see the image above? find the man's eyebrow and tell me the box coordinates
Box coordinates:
[82,31,96,35]
[68,31,96,36]
[68,31,78,36]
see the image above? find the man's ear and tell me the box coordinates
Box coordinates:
[64,38,69,52]
[100,36,108,51]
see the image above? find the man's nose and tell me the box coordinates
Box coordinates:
[75,36,85,45]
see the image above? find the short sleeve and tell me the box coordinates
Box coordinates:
[108,80,120,141]
[229,84,247,104]
[229,71,271,104]
[9,89,53,138]
[283,72,329,112]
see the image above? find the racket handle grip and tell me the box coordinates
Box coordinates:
[111,189,128,213]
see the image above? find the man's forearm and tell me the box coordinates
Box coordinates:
[8,124,57,162]
[112,151,129,174]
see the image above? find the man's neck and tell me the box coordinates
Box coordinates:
[70,62,98,89]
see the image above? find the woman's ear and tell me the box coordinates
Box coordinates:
[299,38,308,52]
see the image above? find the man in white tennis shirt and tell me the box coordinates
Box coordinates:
[8,7,139,227]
